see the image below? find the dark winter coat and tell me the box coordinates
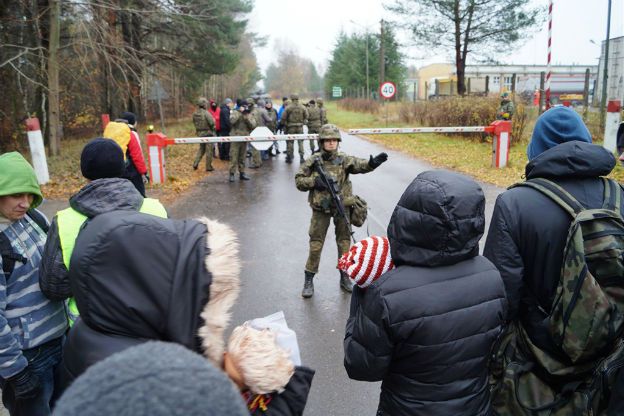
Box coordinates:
[58,210,241,394]
[248,366,315,416]
[220,104,232,135]
[484,141,621,358]
[344,170,507,416]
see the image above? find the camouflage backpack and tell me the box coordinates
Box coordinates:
[490,177,624,415]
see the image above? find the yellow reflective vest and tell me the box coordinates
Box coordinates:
[56,198,167,326]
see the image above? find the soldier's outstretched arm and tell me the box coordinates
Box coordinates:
[345,152,388,174]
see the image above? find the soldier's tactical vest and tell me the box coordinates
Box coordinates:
[56,198,167,326]
[307,106,322,128]
[192,109,210,132]
[287,104,306,125]
[309,153,353,213]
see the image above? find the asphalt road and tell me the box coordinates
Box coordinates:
[167,132,505,415]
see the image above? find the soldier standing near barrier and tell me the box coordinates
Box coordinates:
[317,97,328,125]
[295,124,388,298]
[282,94,309,163]
[192,97,217,171]
[229,100,256,182]
[265,100,279,156]
[496,92,515,121]
[306,100,322,153]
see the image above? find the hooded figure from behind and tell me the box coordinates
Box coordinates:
[56,210,241,395]
[344,170,506,416]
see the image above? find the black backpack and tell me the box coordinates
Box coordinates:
[0,210,49,277]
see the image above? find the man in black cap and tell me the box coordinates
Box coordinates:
[40,138,167,319]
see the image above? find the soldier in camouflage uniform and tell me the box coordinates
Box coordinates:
[306,100,322,153]
[229,100,256,182]
[265,101,279,156]
[497,92,515,120]
[192,97,217,171]
[317,97,328,125]
[295,124,388,297]
[282,94,309,163]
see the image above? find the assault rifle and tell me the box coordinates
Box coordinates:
[312,159,355,244]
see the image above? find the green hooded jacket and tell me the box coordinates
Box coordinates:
[0,152,43,208]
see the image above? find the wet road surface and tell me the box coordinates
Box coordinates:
[168,131,505,415]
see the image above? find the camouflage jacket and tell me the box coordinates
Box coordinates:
[295,150,373,213]
[497,101,515,120]
[282,102,309,127]
[192,108,216,136]
[265,108,278,132]
[230,109,257,136]
[319,105,328,125]
[307,106,322,128]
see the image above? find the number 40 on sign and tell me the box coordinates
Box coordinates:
[379,82,396,99]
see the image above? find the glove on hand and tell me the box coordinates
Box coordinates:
[369,152,388,168]
[8,367,41,400]
[142,174,150,184]
[314,176,328,191]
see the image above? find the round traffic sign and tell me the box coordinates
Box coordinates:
[379,81,396,99]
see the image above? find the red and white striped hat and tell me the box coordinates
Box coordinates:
[338,236,394,288]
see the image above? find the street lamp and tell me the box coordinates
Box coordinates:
[350,20,371,99]
[599,0,612,130]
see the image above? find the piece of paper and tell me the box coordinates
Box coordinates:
[249,311,301,366]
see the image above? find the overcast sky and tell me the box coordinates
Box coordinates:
[248,0,624,84]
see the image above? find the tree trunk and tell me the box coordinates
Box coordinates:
[48,0,61,155]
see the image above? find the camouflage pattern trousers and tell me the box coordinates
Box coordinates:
[229,142,247,175]
[308,126,320,153]
[193,135,214,171]
[286,126,305,158]
[305,209,351,274]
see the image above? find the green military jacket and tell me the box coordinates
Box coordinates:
[295,150,373,213]
[282,102,309,128]
[192,108,216,136]
[318,104,328,125]
[497,100,515,120]
[307,105,322,129]
[230,109,257,136]
[266,108,278,132]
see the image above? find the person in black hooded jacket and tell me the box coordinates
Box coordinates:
[344,170,507,416]
[484,106,624,414]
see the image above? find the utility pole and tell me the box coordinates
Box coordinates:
[365,32,370,99]
[48,0,61,156]
[379,20,385,88]
[600,0,612,130]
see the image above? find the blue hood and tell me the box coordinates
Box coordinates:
[527,106,592,160]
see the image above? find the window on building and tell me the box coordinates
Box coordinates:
[493,76,500,85]
[503,76,513,90]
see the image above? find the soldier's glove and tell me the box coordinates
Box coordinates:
[8,367,41,400]
[369,152,388,168]
[314,176,328,191]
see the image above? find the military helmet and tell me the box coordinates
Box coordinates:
[318,124,341,141]
[501,91,510,99]
[290,93,299,101]
[197,97,208,107]
[316,97,324,104]
[246,97,255,105]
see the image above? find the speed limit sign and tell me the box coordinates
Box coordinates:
[379,81,396,99]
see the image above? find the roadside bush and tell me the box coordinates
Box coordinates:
[337,98,380,114]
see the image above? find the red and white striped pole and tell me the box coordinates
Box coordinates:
[545,0,553,109]
[24,117,50,184]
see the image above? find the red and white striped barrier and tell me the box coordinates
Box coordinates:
[349,120,512,169]
[24,117,50,184]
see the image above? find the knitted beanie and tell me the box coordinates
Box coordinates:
[338,236,394,288]
[53,342,248,416]
[526,106,592,160]
[80,138,125,180]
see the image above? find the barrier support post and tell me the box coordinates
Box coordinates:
[489,120,512,168]
[24,117,50,184]
[604,100,622,153]
[101,114,110,130]
[147,133,167,184]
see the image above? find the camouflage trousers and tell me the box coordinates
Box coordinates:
[250,145,262,167]
[308,126,320,152]
[286,126,305,158]
[229,142,246,175]
[193,143,214,171]
[305,209,351,274]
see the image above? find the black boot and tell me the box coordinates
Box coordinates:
[229,173,235,182]
[302,271,314,298]
[285,155,292,164]
[239,173,250,180]
[339,271,353,293]
[299,155,305,163]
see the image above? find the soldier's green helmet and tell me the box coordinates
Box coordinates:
[501,91,510,99]
[247,97,255,105]
[316,97,324,104]
[318,124,341,141]
[197,97,208,107]
[290,93,299,101]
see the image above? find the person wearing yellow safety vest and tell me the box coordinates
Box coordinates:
[39,138,167,326]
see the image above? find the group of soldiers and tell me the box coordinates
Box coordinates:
[191,94,329,182]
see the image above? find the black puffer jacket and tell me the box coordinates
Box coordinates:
[344,170,506,416]
[58,210,241,394]
[484,141,621,357]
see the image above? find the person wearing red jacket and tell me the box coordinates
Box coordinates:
[119,112,148,197]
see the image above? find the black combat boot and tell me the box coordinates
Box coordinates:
[299,155,305,163]
[285,155,292,164]
[339,271,353,293]
[239,173,250,180]
[302,271,314,298]
[229,173,235,182]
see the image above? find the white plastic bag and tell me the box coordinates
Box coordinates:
[249,311,301,366]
